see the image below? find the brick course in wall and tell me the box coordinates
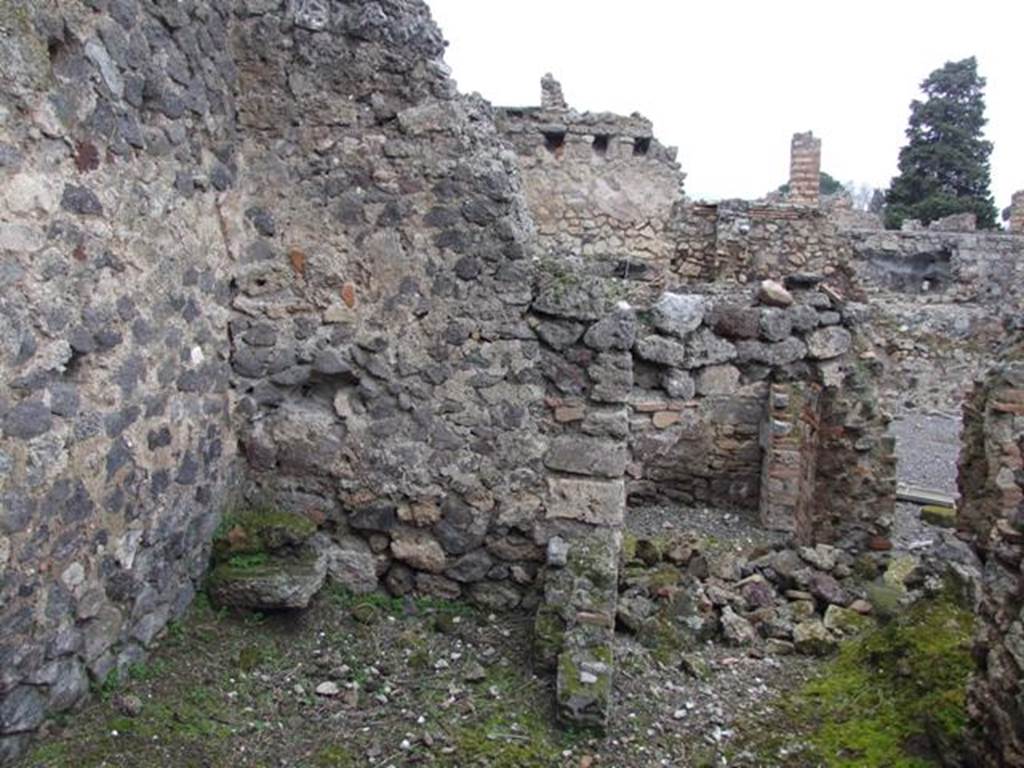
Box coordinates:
[788,132,822,207]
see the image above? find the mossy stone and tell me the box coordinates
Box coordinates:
[532,607,566,670]
[213,506,316,561]
[207,553,325,610]
[882,554,921,591]
[920,505,957,528]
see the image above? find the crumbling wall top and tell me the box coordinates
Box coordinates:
[1010,190,1024,234]
[496,75,666,157]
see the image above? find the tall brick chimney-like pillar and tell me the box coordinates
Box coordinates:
[789,131,822,207]
[1010,190,1024,234]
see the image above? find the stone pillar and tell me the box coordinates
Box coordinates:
[789,131,821,207]
[541,73,568,111]
[1010,190,1024,233]
[532,306,635,733]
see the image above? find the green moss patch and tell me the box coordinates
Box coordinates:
[444,665,582,768]
[212,502,316,561]
[920,505,957,528]
[208,552,319,584]
[732,595,976,767]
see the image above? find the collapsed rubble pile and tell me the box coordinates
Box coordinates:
[617,532,918,658]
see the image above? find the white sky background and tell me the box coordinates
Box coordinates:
[428,0,1023,211]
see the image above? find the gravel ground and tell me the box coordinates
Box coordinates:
[13,580,816,768]
[626,504,788,552]
[889,411,962,495]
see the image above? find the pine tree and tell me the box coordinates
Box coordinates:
[885,57,998,229]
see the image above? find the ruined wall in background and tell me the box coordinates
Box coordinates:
[228,3,548,612]
[845,228,1024,306]
[960,356,1024,768]
[0,0,240,757]
[1011,191,1024,235]
[495,93,685,280]
[529,272,895,544]
[672,202,856,292]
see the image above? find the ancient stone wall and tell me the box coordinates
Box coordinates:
[529,273,894,544]
[1011,191,1024,235]
[0,0,240,758]
[672,202,855,291]
[495,78,685,278]
[495,89,1024,319]
[528,273,895,726]
[227,2,546,613]
[0,1,908,757]
[846,228,1024,305]
[960,356,1024,767]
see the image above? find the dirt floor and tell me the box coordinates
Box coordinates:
[14,374,973,768]
[15,498,975,768]
[13,507,821,768]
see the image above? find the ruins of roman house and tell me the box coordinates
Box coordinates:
[0,1,1021,763]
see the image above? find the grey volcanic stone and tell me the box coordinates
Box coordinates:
[60,185,104,216]
[805,326,852,360]
[3,401,52,439]
[208,555,326,610]
[786,304,820,332]
[313,535,378,594]
[545,437,627,478]
[349,505,398,532]
[695,365,740,396]
[735,338,807,366]
[589,352,633,403]
[0,686,46,734]
[313,349,355,376]
[292,0,331,31]
[536,319,585,350]
[583,310,636,351]
[663,369,696,399]
[651,293,705,337]
[635,335,687,367]
[546,477,625,526]
[685,329,736,368]
[533,278,613,321]
[760,308,793,342]
[446,550,493,583]
[809,572,849,607]
[434,499,488,556]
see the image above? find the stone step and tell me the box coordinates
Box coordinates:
[897,483,957,507]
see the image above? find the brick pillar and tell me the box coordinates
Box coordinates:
[789,131,821,207]
[760,382,821,542]
[541,73,568,111]
[1010,190,1024,234]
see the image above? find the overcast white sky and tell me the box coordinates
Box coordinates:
[429,0,1023,210]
